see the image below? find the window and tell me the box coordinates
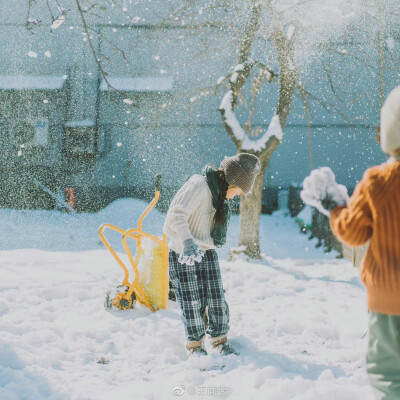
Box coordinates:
[13,121,35,146]
[64,119,96,159]
[34,119,49,147]
[12,119,49,147]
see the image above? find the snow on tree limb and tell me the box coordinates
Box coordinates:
[217,76,226,85]
[241,115,283,152]
[50,15,65,30]
[286,24,295,41]
[230,63,247,84]
[219,90,283,153]
[230,73,239,84]
[219,90,246,144]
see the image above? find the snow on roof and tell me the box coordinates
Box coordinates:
[0,75,65,90]
[100,77,174,92]
[65,119,95,128]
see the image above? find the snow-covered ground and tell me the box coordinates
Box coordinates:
[0,199,374,400]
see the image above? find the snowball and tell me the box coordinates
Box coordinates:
[300,167,349,216]
[45,51,52,58]
[28,51,38,58]
[123,99,134,105]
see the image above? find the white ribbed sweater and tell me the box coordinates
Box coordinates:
[163,175,216,254]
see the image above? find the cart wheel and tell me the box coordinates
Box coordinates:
[119,291,137,309]
[104,286,136,310]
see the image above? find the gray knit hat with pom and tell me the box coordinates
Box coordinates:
[220,153,261,194]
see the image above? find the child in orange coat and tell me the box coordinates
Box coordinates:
[301,86,400,399]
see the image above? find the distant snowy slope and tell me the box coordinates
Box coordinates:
[0,199,337,261]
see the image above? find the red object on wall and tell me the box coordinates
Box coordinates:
[65,187,76,210]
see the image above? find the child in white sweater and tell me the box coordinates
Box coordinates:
[163,153,260,356]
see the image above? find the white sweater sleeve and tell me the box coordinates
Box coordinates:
[163,175,208,243]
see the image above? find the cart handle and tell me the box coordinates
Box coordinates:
[137,174,161,247]
[99,224,131,286]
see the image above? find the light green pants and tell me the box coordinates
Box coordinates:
[366,311,400,400]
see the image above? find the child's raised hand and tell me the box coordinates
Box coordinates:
[300,167,349,217]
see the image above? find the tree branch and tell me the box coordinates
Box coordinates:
[74,0,137,106]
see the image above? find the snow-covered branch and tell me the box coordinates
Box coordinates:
[241,115,283,152]
[219,90,245,147]
[219,90,282,153]
[286,24,296,41]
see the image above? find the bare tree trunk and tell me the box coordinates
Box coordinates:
[274,29,297,129]
[238,138,280,257]
[218,6,297,259]
[238,162,267,258]
[238,28,296,259]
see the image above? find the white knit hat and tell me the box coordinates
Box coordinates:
[381,86,400,153]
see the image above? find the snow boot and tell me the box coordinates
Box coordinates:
[211,335,239,356]
[219,342,239,356]
[186,339,207,357]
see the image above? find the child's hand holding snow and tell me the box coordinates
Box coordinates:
[300,167,349,217]
[178,238,205,266]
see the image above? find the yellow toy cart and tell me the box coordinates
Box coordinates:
[99,175,170,312]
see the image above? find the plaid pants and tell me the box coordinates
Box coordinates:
[169,249,230,342]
